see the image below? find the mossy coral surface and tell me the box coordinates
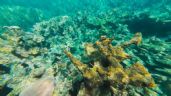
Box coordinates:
[65,33,156,96]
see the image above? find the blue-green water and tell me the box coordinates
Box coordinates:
[0,0,171,96]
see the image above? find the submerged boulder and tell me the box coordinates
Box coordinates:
[19,77,55,96]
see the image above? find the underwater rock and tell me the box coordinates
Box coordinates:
[31,67,46,78]
[19,77,55,96]
[13,47,30,58]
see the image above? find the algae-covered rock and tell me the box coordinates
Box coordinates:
[31,67,46,78]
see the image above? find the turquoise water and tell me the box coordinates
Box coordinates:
[0,0,171,96]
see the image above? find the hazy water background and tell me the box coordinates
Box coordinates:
[0,0,169,30]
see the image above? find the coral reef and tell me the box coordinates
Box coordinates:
[65,33,156,96]
[0,2,171,95]
[0,21,76,96]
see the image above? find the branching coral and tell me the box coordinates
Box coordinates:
[121,32,142,48]
[65,33,156,96]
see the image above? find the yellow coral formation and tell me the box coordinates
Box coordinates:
[28,47,40,55]
[84,43,97,56]
[130,32,142,45]
[126,62,156,88]
[64,50,88,74]
[0,46,13,54]
[64,50,102,87]
[121,32,142,47]
[65,33,155,96]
